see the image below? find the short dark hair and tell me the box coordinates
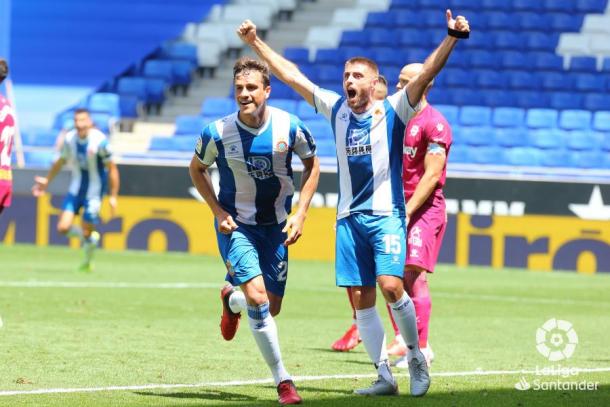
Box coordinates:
[74,108,90,116]
[345,57,379,75]
[0,59,8,85]
[233,57,270,87]
[377,75,387,86]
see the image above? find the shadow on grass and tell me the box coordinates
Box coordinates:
[135,384,610,406]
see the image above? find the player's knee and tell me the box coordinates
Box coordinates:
[379,280,404,303]
[270,304,281,317]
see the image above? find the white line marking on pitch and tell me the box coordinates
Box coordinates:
[0,281,608,308]
[1,367,609,396]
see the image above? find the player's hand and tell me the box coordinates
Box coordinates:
[216,212,238,234]
[108,195,118,217]
[282,212,305,246]
[32,176,48,197]
[446,9,470,33]
[237,20,258,44]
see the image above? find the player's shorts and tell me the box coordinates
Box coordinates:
[335,213,406,287]
[215,220,288,297]
[0,181,12,209]
[61,193,101,224]
[406,197,447,273]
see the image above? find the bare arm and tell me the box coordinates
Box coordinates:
[31,157,66,196]
[406,150,446,218]
[106,161,120,216]
[406,10,470,106]
[238,20,317,105]
[283,156,320,246]
[188,155,238,234]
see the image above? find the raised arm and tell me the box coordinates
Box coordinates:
[238,20,317,106]
[406,9,470,106]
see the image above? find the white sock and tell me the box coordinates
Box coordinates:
[389,292,419,352]
[247,302,291,385]
[355,306,388,366]
[66,226,83,240]
[228,291,247,313]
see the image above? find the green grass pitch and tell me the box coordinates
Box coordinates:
[0,244,608,406]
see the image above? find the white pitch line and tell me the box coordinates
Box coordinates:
[0,281,608,308]
[1,367,609,396]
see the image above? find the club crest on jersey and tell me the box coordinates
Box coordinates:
[275,140,288,153]
[346,128,371,156]
[409,125,420,137]
[436,123,444,132]
[339,112,349,122]
[247,156,273,180]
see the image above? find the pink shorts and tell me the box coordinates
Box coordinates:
[406,198,446,273]
[0,182,12,208]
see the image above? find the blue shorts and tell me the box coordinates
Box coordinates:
[215,220,288,297]
[62,193,101,225]
[335,213,406,287]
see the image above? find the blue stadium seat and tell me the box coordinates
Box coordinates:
[540,72,573,91]
[601,133,610,151]
[532,52,564,71]
[493,127,528,147]
[201,97,234,117]
[567,130,602,150]
[570,151,605,168]
[550,13,583,31]
[544,0,575,12]
[315,138,336,158]
[507,71,539,90]
[528,128,565,149]
[149,137,175,151]
[576,0,608,13]
[448,144,469,163]
[482,90,516,107]
[369,29,398,47]
[481,0,512,11]
[117,77,148,100]
[160,42,197,66]
[558,110,592,130]
[494,32,526,50]
[517,13,552,30]
[504,147,543,166]
[493,107,526,127]
[316,49,346,65]
[119,95,139,119]
[172,136,196,152]
[569,57,597,72]
[88,93,120,118]
[143,60,174,84]
[24,151,56,168]
[268,99,297,114]
[485,12,511,29]
[475,70,507,89]
[574,73,606,92]
[91,112,112,133]
[502,51,532,70]
[462,126,494,146]
[526,32,558,51]
[365,12,392,28]
[469,146,503,164]
[398,30,428,47]
[513,0,543,12]
[450,89,485,106]
[305,120,334,142]
[602,58,610,73]
[21,129,58,147]
[460,106,492,126]
[297,101,318,121]
[443,68,472,88]
[593,111,610,131]
[550,92,583,110]
[175,115,206,136]
[420,10,446,28]
[526,109,558,128]
[373,48,403,67]
[540,149,571,167]
[515,91,550,108]
[393,10,425,28]
[434,105,459,124]
[584,93,610,111]
[145,79,166,105]
[467,50,498,69]
[299,65,319,83]
[284,47,310,64]
[317,65,343,83]
[340,31,369,47]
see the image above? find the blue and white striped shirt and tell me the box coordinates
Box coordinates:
[195,107,316,226]
[313,87,417,219]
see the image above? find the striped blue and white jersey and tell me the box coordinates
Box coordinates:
[195,107,316,226]
[313,87,417,219]
[60,129,112,200]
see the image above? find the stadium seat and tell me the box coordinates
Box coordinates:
[494,32,525,51]
[91,112,112,133]
[475,70,507,90]
[517,13,552,30]
[21,129,58,147]
[526,109,558,128]
[117,77,148,100]
[450,89,485,106]
[462,126,494,146]
[592,111,610,131]
[460,106,492,126]
[482,90,516,107]
[443,68,472,88]
[493,127,528,147]
[306,120,334,142]
[340,31,370,47]
[119,95,139,119]
[434,105,459,125]
[175,115,206,136]
[540,72,573,91]
[507,71,539,90]
[569,56,597,72]
[567,130,602,150]
[532,52,564,71]
[550,13,584,31]
[515,92,550,109]
[315,49,346,65]
[493,107,525,127]
[528,128,565,149]
[296,101,318,121]
[576,0,608,13]
[467,50,498,69]
[284,47,310,64]
[481,0,511,11]
[485,12,511,29]
[558,110,592,130]
[573,73,606,92]
[540,149,571,167]
[570,151,605,168]
[268,99,297,114]
[504,147,543,166]
[332,8,368,30]
[513,0,543,12]
[448,144,469,163]
[544,0,575,12]
[201,97,234,117]
[601,133,610,151]
[550,92,583,110]
[526,32,558,52]
[365,12,392,29]
[584,93,610,111]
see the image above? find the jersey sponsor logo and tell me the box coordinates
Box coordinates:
[226,143,242,157]
[346,128,372,156]
[246,156,273,180]
[408,226,423,247]
[403,146,418,158]
[409,125,420,137]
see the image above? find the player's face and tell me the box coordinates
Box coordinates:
[343,62,377,112]
[234,70,270,117]
[374,81,388,100]
[74,112,93,136]
[396,65,419,91]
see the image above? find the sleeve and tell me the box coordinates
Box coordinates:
[98,139,113,164]
[292,119,317,160]
[386,89,419,125]
[312,86,342,121]
[195,126,218,166]
[59,135,71,160]
[425,114,452,154]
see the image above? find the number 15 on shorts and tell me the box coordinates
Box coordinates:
[383,234,402,254]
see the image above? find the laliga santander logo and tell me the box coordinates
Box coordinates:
[536,318,578,362]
